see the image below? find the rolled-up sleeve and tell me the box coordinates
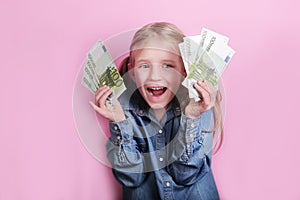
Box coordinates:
[168,109,215,186]
[106,117,147,187]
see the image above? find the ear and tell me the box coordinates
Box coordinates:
[127,62,136,82]
[181,70,187,81]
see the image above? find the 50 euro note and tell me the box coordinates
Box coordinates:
[81,40,126,102]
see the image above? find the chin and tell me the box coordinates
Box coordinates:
[148,103,167,110]
[139,87,175,110]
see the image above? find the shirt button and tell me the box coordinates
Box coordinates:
[117,135,121,140]
[190,133,193,138]
[165,181,170,187]
[191,123,195,128]
[159,157,164,162]
[114,126,118,130]
[139,109,144,115]
[158,129,163,134]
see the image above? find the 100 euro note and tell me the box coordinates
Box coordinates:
[182,48,218,101]
[180,28,235,101]
[81,40,126,102]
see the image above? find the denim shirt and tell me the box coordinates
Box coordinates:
[106,89,220,200]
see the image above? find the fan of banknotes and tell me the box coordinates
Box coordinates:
[81,28,235,103]
[81,41,126,102]
[179,28,235,101]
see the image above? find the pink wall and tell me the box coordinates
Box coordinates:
[1,0,300,199]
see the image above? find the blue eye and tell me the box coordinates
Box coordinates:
[162,64,173,68]
[139,64,150,69]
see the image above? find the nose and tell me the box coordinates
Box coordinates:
[148,64,162,81]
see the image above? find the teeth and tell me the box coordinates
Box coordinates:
[150,87,163,90]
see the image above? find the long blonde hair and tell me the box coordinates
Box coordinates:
[119,22,224,153]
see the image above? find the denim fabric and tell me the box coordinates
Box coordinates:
[106,89,220,200]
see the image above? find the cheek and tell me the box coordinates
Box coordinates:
[166,74,183,93]
[167,70,184,82]
[132,70,147,87]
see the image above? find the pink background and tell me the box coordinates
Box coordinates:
[1,0,300,199]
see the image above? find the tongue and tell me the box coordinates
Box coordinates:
[152,89,165,96]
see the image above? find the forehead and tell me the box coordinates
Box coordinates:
[133,48,181,63]
[132,36,180,56]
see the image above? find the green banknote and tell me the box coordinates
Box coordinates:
[179,27,235,101]
[186,47,216,85]
[81,40,126,101]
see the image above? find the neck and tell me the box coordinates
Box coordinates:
[153,108,166,122]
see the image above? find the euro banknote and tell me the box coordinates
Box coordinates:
[179,28,235,101]
[81,40,126,102]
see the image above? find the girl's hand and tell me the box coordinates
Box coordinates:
[185,80,217,119]
[89,86,126,122]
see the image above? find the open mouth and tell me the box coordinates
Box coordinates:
[147,86,167,97]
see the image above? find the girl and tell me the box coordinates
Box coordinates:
[90,22,223,200]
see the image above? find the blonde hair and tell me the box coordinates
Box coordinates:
[119,22,224,153]
[120,22,185,75]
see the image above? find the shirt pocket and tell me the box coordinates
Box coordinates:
[134,137,148,153]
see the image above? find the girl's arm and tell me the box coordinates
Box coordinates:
[168,80,218,185]
[168,109,215,186]
[90,86,147,187]
[106,117,148,187]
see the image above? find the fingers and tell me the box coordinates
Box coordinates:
[193,80,211,103]
[90,86,126,122]
[193,80,218,107]
[95,86,113,107]
[89,86,114,120]
[89,101,108,118]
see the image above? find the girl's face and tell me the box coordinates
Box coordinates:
[130,38,185,109]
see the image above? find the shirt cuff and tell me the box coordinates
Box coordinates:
[181,113,202,141]
[109,117,133,145]
[180,113,206,161]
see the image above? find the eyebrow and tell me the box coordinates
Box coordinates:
[135,59,177,64]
